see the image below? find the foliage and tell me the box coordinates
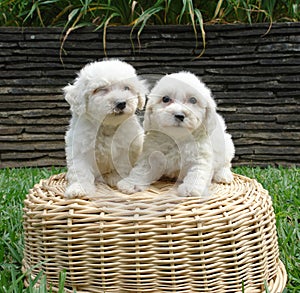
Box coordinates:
[1,0,298,56]
[0,166,299,291]
[0,0,299,28]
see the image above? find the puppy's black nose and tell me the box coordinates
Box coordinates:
[116,101,126,110]
[174,114,185,122]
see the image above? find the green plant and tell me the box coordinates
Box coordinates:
[211,0,299,23]
[128,0,206,55]
[1,1,299,57]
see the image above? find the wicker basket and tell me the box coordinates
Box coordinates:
[23,173,287,293]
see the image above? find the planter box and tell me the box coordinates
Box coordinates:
[0,23,299,167]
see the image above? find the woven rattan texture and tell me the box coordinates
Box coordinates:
[22,173,287,293]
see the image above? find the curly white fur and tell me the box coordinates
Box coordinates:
[117,71,235,197]
[64,60,148,198]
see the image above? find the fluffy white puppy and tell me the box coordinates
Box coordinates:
[64,60,147,198]
[117,71,235,197]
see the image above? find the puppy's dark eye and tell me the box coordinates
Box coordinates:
[162,96,171,103]
[124,86,130,91]
[189,97,197,104]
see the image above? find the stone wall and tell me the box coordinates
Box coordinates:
[0,23,299,168]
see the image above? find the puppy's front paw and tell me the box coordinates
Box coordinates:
[117,179,147,194]
[64,182,96,198]
[105,174,121,188]
[214,168,233,184]
[177,183,210,197]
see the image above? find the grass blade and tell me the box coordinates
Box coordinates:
[213,0,224,19]
[102,12,119,56]
[2,240,23,264]
[58,270,67,293]
[264,280,271,293]
[130,0,165,50]
[194,8,206,58]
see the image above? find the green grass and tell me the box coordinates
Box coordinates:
[0,167,66,292]
[0,166,299,292]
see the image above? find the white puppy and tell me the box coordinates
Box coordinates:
[64,60,148,198]
[117,72,235,197]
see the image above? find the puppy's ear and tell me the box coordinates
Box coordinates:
[203,98,218,135]
[204,107,217,134]
[143,104,152,131]
[63,82,86,116]
[137,94,146,110]
[137,79,149,110]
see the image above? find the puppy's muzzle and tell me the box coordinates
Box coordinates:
[114,101,127,114]
[116,101,126,110]
[174,114,185,122]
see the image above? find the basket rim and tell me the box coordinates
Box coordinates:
[26,172,268,206]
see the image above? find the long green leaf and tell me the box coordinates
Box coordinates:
[58,270,67,293]
[130,1,165,50]
[179,0,187,23]
[23,2,39,24]
[102,12,119,56]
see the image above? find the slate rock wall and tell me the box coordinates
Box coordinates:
[0,23,299,167]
